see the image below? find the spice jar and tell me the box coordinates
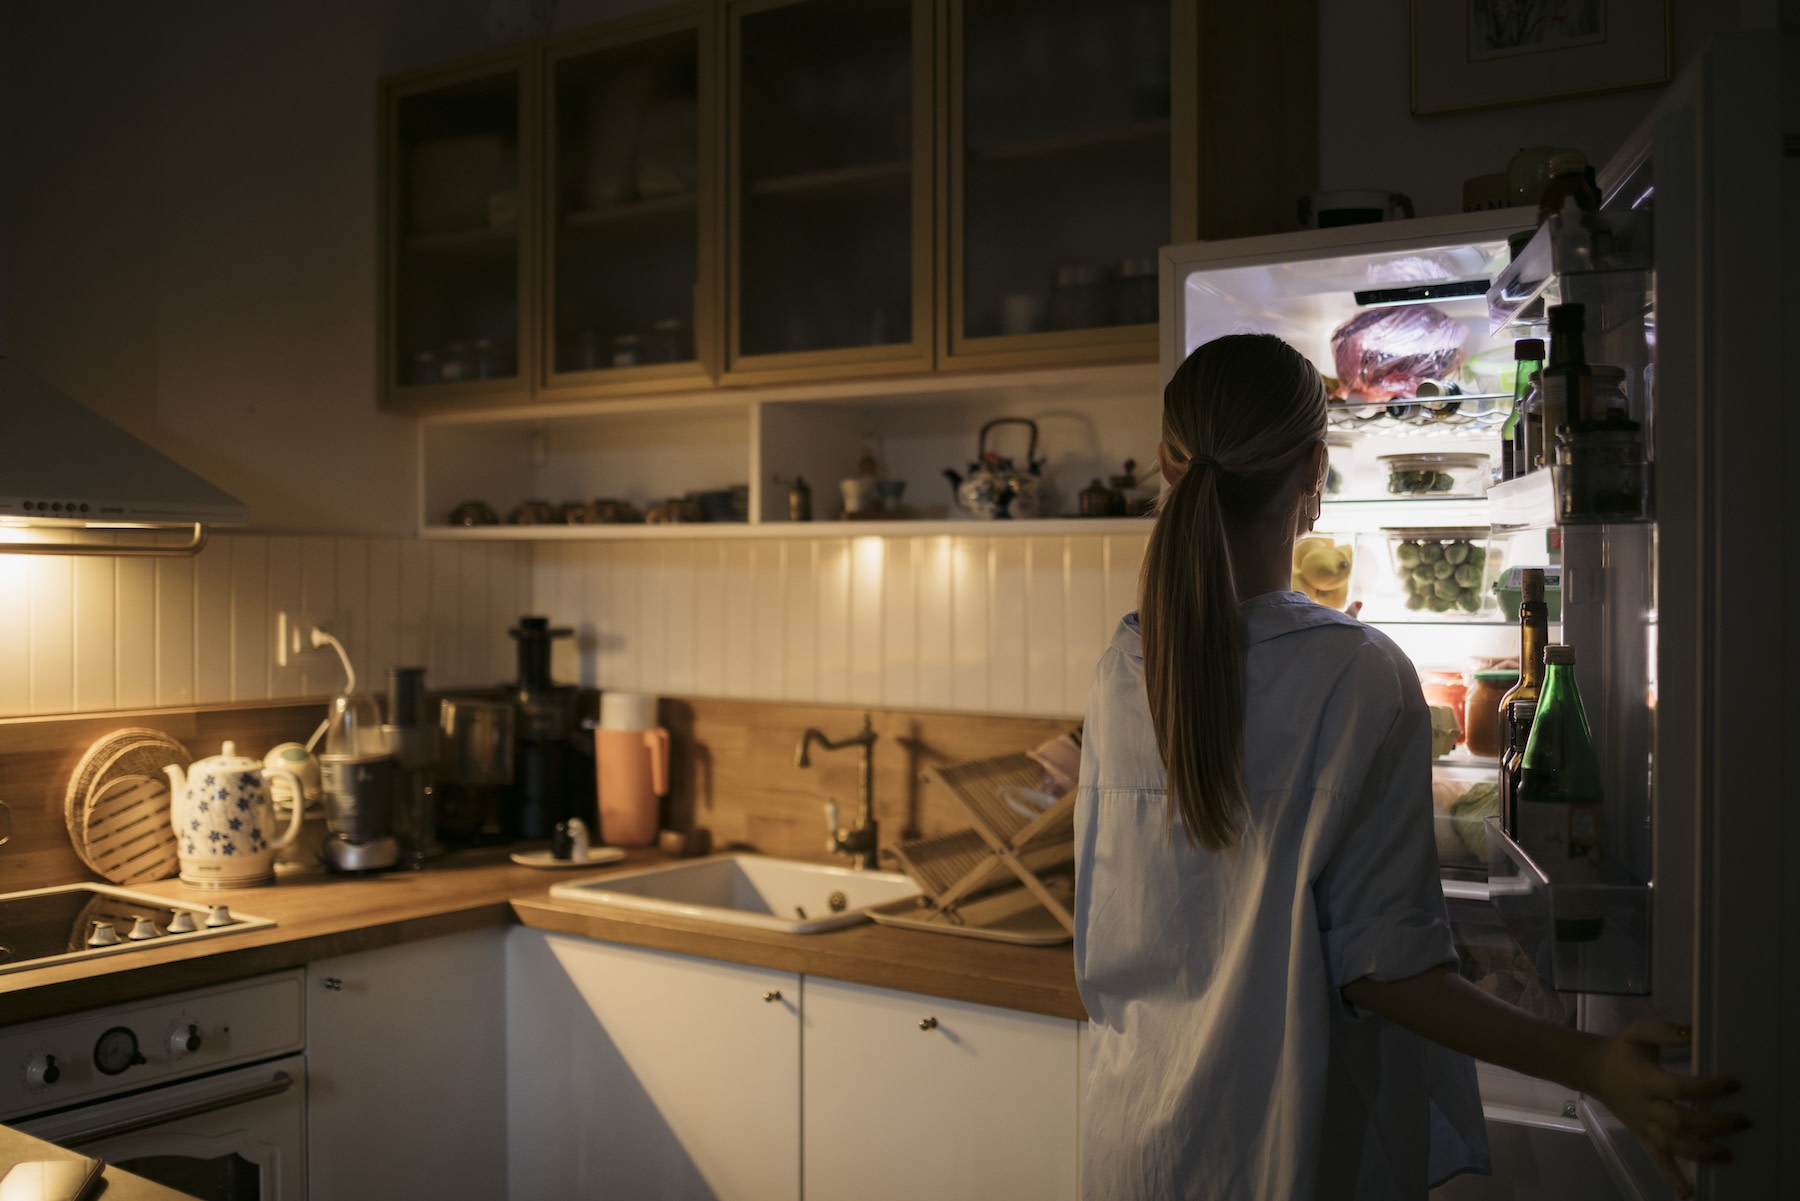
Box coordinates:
[1465,668,1519,758]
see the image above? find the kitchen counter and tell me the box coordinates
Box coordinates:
[0,1128,194,1200]
[1,849,1084,1025]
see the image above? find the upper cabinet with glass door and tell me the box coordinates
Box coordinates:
[382,51,534,410]
[944,0,1178,368]
[546,9,716,395]
[724,0,933,381]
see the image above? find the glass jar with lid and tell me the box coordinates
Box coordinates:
[1465,667,1519,758]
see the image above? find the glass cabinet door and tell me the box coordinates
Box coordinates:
[946,0,1173,364]
[727,0,931,378]
[383,53,533,406]
[547,12,713,392]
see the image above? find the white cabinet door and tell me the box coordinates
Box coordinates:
[507,929,801,1201]
[305,926,507,1201]
[802,977,1079,1201]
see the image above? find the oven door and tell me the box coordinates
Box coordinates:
[15,1054,306,1201]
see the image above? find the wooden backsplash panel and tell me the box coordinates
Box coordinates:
[662,697,1078,862]
[0,703,324,893]
[0,696,1078,893]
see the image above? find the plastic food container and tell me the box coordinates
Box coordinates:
[1381,527,1501,617]
[1379,452,1491,497]
[1492,565,1562,621]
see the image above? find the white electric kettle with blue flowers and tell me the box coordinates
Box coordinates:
[166,741,306,887]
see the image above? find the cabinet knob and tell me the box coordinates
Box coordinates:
[763,990,782,1003]
[918,1016,938,1032]
[323,977,343,992]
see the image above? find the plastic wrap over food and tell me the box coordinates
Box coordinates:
[1329,305,1470,401]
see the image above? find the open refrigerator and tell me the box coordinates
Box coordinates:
[1159,33,1793,1200]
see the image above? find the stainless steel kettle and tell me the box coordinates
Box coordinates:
[943,417,1050,520]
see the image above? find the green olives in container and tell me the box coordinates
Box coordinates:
[1381,528,1497,618]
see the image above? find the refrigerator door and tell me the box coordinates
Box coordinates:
[1574,31,1795,1201]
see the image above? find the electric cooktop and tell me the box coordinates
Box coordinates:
[0,883,274,976]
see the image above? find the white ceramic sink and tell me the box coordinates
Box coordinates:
[547,853,921,934]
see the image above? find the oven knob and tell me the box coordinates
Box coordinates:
[24,1054,60,1087]
[167,1023,202,1057]
[166,910,198,934]
[205,904,236,928]
[127,917,161,941]
[87,921,120,947]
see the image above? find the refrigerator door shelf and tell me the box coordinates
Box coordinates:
[1485,209,1654,333]
[1483,817,1651,996]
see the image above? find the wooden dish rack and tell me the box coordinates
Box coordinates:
[882,751,1076,936]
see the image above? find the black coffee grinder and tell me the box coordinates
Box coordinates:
[507,617,595,840]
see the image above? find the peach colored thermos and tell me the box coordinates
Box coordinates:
[596,692,667,847]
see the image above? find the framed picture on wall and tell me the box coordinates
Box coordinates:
[1411,0,1672,116]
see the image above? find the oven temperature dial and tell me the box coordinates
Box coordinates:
[167,1022,202,1057]
[23,1052,60,1089]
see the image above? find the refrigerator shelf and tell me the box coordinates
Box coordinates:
[1483,817,1651,996]
[1485,209,1654,333]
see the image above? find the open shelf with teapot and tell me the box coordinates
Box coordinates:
[417,364,1164,539]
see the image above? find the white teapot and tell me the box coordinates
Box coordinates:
[166,741,305,888]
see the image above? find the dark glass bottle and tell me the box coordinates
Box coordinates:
[1498,698,1538,838]
[1514,644,1604,941]
[1498,568,1548,719]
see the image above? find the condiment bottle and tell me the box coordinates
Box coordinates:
[1503,339,1545,481]
[788,476,813,522]
[1514,644,1605,942]
[1539,304,1592,457]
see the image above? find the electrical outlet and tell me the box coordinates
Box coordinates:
[274,612,321,668]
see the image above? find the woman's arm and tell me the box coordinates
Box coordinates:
[1343,968,1747,1200]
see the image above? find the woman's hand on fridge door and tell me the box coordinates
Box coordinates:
[1577,1020,1747,1200]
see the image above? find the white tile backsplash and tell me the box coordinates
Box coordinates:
[1,531,1141,720]
[535,532,1142,718]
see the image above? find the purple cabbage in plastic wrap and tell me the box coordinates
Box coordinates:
[1329,305,1470,402]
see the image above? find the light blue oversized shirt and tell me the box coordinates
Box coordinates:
[1074,594,1489,1200]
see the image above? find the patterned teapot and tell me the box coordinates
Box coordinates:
[165,741,306,888]
[943,417,1051,520]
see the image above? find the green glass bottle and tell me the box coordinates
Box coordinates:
[1502,338,1544,481]
[1514,643,1604,941]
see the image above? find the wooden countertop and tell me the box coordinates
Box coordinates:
[0,1129,194,1200]
[2,850,1084,1025]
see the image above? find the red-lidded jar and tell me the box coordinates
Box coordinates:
[1465,667,1519,758]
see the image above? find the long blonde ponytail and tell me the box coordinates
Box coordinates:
[1140,334,1327,851]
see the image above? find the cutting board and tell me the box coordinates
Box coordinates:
[64,729,190,884]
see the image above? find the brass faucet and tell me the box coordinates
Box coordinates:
[795,713,878,869]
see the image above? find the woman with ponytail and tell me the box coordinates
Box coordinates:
[1073,335,1743,1200]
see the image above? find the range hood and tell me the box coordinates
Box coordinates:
[0,358,248,555]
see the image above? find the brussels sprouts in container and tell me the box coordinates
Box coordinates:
[1378,452,1491,497]
[1381,527,1501,617]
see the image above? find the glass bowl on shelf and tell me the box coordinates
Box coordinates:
[1368,527,1505,619]
[1378,451,1492,498]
